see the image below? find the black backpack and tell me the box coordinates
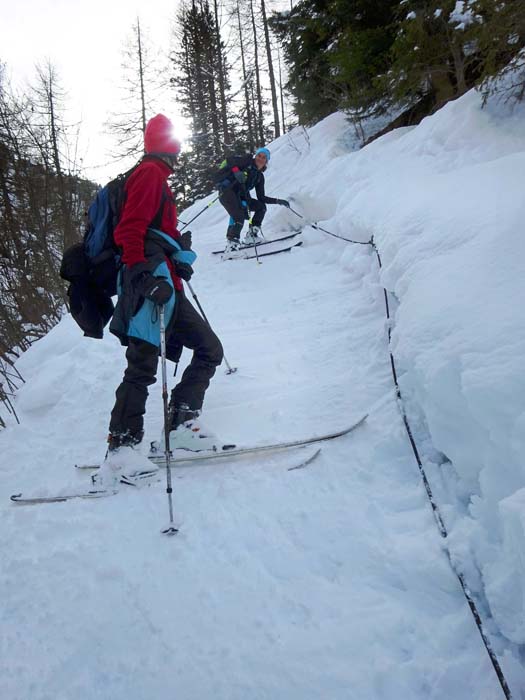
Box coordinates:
[60,160,165,338]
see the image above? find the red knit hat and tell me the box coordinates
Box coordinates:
[144,114,181,156]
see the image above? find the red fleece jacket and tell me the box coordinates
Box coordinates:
[113,156,182,290]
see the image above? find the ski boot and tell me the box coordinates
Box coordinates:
[93,431,159,488]
[223,237,244,259]
[163,404,220,453]
[243,225,264,246]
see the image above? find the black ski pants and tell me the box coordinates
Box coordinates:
[219,188,267,237]
[109,294,223,439]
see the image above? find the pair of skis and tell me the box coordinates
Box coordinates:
[11,415,367,504]
[216,232,303,260]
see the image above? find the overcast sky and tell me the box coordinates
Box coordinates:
[1,0,186,183]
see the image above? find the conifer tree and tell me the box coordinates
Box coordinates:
[272,0,525,132]
[236,0,256,151]
[327,0,398,114]
[248,0,266,142]
[386,0,481,112]
[212,0,232,145]
[473,0,525,104]
[271,0,342,124]
[171,0,237,202]
[260,0,281,137]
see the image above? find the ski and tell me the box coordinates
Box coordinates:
[11,470,160,504]
[153,414,365,465]
[149,447,321,475]
[12,448,324,506]
[76,414,367,470]
[223,241,303,261]
[11,489,117,505]
[212,231,301,255]
[287,447,321,471]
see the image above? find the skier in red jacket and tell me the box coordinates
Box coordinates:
[97,114,223,487]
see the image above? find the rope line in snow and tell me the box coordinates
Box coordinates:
[371,241,511,700]
[287,206,371,245]
[289,207,512,699]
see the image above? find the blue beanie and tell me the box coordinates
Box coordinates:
[254,147,270,162]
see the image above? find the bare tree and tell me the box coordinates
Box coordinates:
[28,61,77,250]
[106,17,163,161]
[0,64,97,375]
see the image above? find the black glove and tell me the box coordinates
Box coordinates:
[179,231,192,251]
[174,261,194,281]
[135,271,173,305]
[277,199,290,208]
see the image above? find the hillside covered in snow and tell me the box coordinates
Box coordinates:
[1,87,524,698]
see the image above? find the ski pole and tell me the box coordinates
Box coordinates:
[288,205,304,220]
[159,305,178,536]
[252,237,262,265]
[184,281,238,375]
[179,196,219,232]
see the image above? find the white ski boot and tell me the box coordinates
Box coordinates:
[243,225,264,245]
[223,238,244,258]
[164,405,220,453]
[93,435,159,488]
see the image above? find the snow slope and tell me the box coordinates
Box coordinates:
[1,91,524,698]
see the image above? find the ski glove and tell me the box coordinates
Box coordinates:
[174,261,194,281]
[276,199,290,208]
[179,231,192,251]
[135,271,173,305]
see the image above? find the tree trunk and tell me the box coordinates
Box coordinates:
[212,0,230,145]
[249,0,265,144]
[260,0,280,137]
[136,18,147,134]
[278,45,286,134]
[237,0,255,151]
[40,64,75,251]
[206,44,222,153]
[450,42,467,96]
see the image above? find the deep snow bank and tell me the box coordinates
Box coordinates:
[1,88,524,697]
[267,92,525,646]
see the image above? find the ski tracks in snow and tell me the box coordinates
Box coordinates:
[0,227,503,698]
